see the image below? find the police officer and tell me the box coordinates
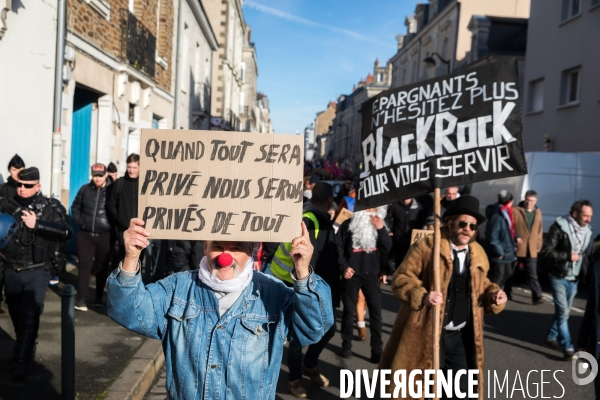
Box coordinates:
[0,167,72,381]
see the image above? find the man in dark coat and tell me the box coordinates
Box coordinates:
[485,190,522,293]
[286,182,341,397]
[0,154,25,314]
[71,163,112,310]
[542,199,593,360]
[106,154,140,261]
[577,236,600,399]
[388,197,422,267]
[0,167,72,381]
[170,240,204,273]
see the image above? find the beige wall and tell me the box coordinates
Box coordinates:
[205,0,245,130]
[456,0,530,62]
[391,0,530,88]
[314,104,336,137]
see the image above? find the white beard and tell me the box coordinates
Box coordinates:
[349,206,387,253]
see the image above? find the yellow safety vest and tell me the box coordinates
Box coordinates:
[270,212,319,284]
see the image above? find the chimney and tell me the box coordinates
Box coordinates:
[396,34,405,50]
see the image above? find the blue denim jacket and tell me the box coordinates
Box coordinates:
[106,268,333,399]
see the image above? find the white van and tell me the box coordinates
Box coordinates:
[469,152,600,236]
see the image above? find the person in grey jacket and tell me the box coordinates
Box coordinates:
[541,199,593,360]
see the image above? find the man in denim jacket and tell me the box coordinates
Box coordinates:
[107,218,333,399]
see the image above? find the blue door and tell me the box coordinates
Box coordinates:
[69,103,93,208]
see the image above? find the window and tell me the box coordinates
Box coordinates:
[562,0,581,20]
[560,67,581,105]
[239,92,245,115]
[528,79,544,112]
[240,62,246,82]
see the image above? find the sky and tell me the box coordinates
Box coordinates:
[242,0,420,134]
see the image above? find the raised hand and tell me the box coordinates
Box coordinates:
[290,221,313,280]
[122,218,150,272]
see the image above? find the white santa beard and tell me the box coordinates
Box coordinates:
[349,211,378,252]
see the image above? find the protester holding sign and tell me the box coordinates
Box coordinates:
[379,196,507,398]
[107,218,333,400]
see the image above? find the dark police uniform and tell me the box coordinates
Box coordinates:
[0,171,72,380]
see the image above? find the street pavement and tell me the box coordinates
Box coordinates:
[0,262,147,400]
[142,275,596,399]
[4,259,594,400]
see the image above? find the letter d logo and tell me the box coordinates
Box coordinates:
[572,351,598,385]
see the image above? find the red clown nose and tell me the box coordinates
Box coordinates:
[217,253,233,267]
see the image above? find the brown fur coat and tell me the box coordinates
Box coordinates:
[379,227,505,399]
[514,206,543,258]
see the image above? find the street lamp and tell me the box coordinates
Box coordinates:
[423,52,450,74]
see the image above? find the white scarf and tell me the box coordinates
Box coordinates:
[566,215,588,254]
[197,256,254,293]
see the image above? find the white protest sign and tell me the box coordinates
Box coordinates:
[138,130,304,242]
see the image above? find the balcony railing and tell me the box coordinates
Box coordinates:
[121,11,156,77]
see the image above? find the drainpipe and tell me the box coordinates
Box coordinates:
[172,0,183,129]
[51,0,66,200]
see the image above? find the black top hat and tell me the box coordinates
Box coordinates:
[442,195,486,224]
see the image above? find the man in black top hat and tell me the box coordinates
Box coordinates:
[380,195,507,398]
[0,167,72,381]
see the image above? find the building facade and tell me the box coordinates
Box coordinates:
[61,0,176,205]
[204,0,245,131]
[523,0,600,152]
[312,101,336,160]
[0,0,58,191]
[332,59,392,174]
[174,0,218,130]
[240,28,258,132]
[390,0,530,88]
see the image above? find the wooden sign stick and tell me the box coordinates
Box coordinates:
[432,187,441,400]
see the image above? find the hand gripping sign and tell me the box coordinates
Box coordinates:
[354,58,527,400]
[138,130,304,242]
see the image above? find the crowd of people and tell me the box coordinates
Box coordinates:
[2,153,600,399]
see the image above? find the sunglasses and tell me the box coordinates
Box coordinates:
[457,221,477,231]
[16,182,36,189]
